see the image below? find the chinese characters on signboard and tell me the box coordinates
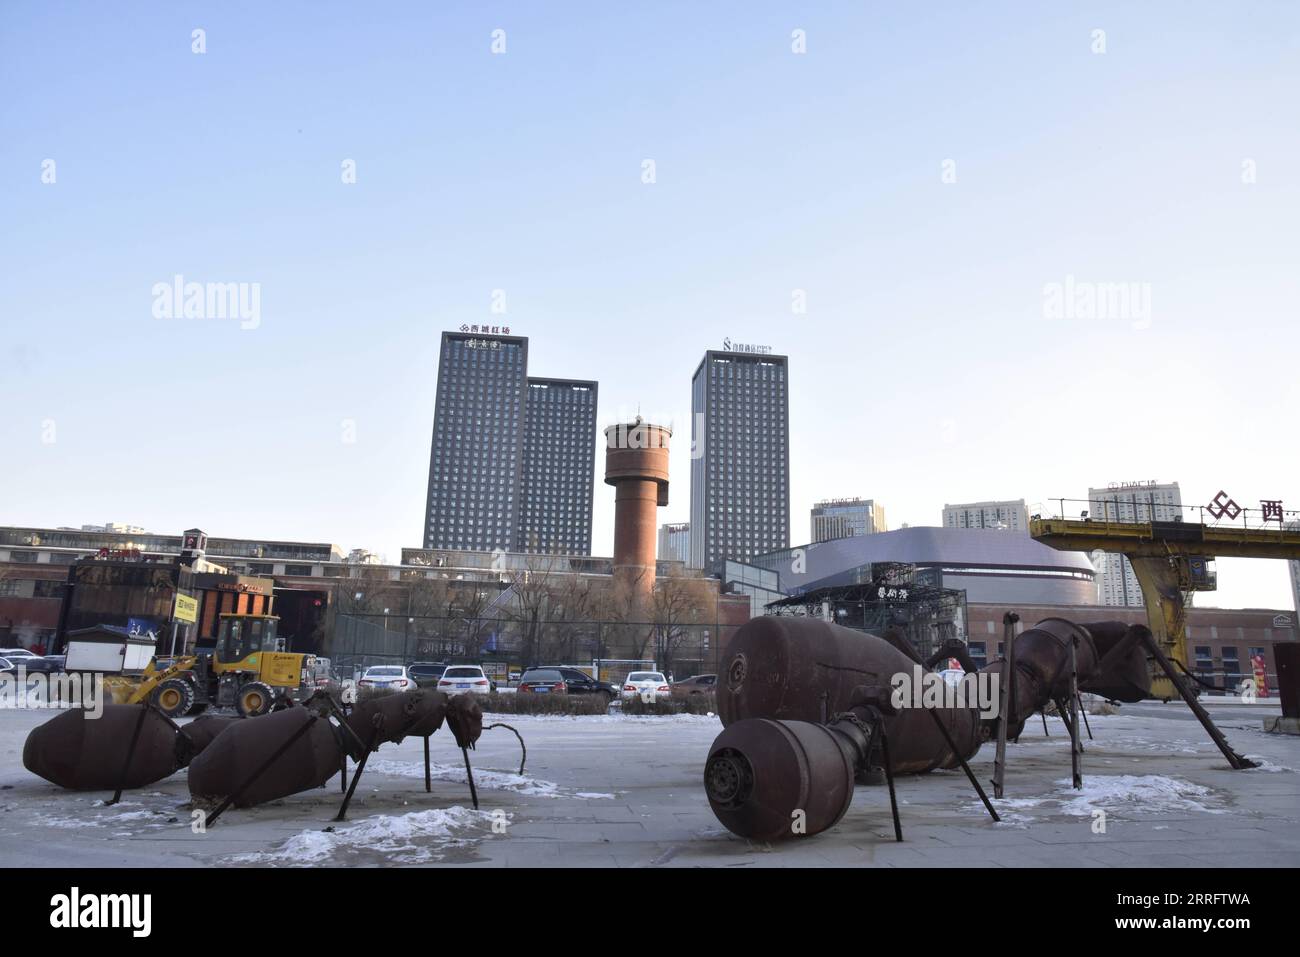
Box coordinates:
[1206,491,1284,523]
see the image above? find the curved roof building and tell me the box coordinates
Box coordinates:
[753,526,1097,606]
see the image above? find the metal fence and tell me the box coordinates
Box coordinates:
[328,613,726,684]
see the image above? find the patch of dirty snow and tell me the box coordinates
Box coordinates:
[365,758,563,797]
[34,798,179,831]
[1241,755,1292,772]
[365,758,621,800]
[228,806,496,865]
[974,775,1227,821]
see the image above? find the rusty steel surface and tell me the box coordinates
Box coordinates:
[175,714,243,764]
[718,616,981,774]
[23,687,488,814]
[707,615,1160,841]
[188,706,341,807]
[343,689,450,757]
[1077,621,1154,703]
[192,689,478,808]
[23,705,181,791]
[706,717,862,841]
[444,693,484,749]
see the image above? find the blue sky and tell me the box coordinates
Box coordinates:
[2,2,1298,609]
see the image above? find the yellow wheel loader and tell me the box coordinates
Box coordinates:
[114,614,316,718]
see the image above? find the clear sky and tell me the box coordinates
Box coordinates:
[2,2,1297,610]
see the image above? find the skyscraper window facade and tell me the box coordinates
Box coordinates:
[942,500,1029,533]
[1087,482,1183,606]
[424,332,597,556]
[518,379,597,555]
[690,349,790,568]
[811,498,887,543]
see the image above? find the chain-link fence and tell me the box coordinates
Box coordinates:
[329,613,724,684]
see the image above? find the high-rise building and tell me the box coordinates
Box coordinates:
[517,378,597,555]
[1087,481,1183,606]
[658,522,691,564]
[424,330,597,556]
[690,347,790,568]
[942,500,1028,533]
[811,498,887,543]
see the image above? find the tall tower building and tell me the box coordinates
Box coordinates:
[811,498,887,543]
[658,522,691,564]
[517,378,598,555]
[605,418,671,611]
[424,330,597,555]
[690,347,790,568]
[1087,481,1183,606]
[942,499,1029,533]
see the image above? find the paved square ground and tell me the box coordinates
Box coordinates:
[1,700,1296,867]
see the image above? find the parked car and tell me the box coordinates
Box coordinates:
[670,674,717,698]
[23,655,65,675]
[0,648,38,660]
[437,665,492,696]
[621,671,671,700]
[408,662,448,688]
[541,667,617,704]
[516,668,566,694]
[0,657,14,676]
[358,665,418,692]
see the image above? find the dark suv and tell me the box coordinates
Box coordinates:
[408,662,448,688]
[548,667,618,704]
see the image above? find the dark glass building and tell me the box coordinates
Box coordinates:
[690,348,790,568]
[518,378,598,554]
[424,330,597,556]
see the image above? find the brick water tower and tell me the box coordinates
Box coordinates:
[604,417,671,611]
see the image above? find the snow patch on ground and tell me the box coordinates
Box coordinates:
[980,774,1228,820]
[228,806,496,865]
[1242,755,1293,773]
[34,798,179,831]
[365,758,620,799]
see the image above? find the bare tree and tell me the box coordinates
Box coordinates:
[651,571,709,678]
[605,567,655,662]
[504,552,561,666]
[546,574,602,664]
[334,566,401,617]
[454,582,497,659]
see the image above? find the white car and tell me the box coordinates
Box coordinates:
[621,671,671,701]
[358,665,418,692]
[437,665,492,696]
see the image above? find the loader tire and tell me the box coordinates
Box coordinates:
[153,678,195,719]
[236,681,275,717]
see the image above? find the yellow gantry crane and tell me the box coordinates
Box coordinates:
[1031,503,1300,700]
